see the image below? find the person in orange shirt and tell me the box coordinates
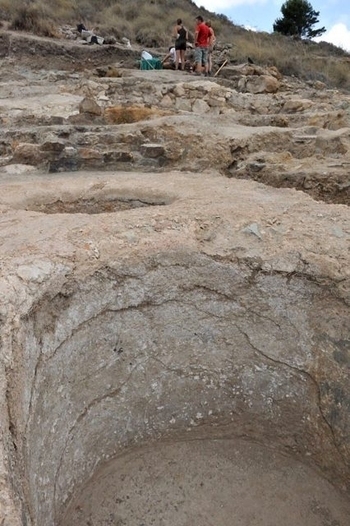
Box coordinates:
[194,15,211,76]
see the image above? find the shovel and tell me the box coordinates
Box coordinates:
[214,59,228,77]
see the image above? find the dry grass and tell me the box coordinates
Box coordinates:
[104,105,169,124]
[230,30,350,89]
[0,0,349,89]
[8,3,59,37]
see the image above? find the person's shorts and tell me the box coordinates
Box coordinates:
[195,46,208,65]
[175,42,186,51]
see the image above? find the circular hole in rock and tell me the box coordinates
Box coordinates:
[61,439,350,526]
[25,196,169,214]
[8,260,350,525]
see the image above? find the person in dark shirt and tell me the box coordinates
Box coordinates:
[194,15,211,76]
[174,18,188,71]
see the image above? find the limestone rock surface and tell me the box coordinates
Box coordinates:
[0,27,349,526]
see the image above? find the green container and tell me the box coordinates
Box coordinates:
[140,58,162,70]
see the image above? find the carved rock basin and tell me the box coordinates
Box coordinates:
[0,171,349,525]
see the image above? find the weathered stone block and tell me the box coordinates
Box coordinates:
[192,99,210,113]
[140,143,165,157]
[13,143,46,165]
[79,97,103,116]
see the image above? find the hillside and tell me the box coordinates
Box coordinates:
[1,0,350,89]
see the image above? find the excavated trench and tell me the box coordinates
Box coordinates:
[1,40,350,524]
[5,251,350,525]
[24,196,169,214]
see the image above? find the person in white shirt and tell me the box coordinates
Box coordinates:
[162,46,181,69]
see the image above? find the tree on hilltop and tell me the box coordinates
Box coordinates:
[273,0,326,39]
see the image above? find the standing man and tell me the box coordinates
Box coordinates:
[194,15,211,76]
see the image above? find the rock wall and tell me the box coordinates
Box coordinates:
[0,29,350,525]
[0,172,349,524]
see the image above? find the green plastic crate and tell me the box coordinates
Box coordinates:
[140,58,162,70]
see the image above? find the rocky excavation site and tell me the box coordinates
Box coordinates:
[0,29,350,526]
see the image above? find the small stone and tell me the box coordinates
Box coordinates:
[17,261,53,282]
[40,139,65,152]
[79,97,102,116]
[78,148,103,160]
[104,151,133,163]
[175,98,192,112]
[160,94,174,108]
[192,99,210,114]
[13,143,46,165]
[140,144,165,158]
[242,223,262,239]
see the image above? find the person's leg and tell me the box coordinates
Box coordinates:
[195,47,201,74]
[202,48,209,75]
[208,50,212,75]
[180,49,185,70]
[198,47,204,75]
[175,49,180,71]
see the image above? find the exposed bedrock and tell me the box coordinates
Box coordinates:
[0,172,349,525]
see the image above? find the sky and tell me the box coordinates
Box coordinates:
[194,0,350,52]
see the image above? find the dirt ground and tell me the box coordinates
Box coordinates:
[62,439,350,526]
[1,28,350,205]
